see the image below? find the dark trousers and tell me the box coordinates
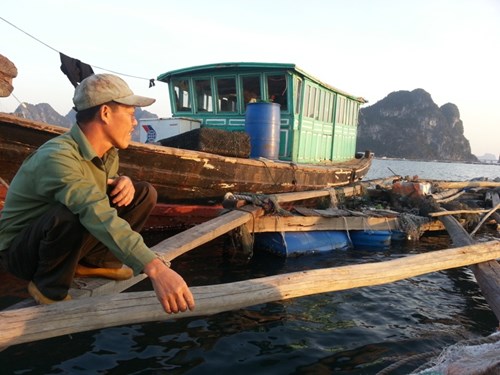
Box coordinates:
[1,182,157,300]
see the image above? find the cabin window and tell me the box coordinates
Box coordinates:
[194,79,213,113]
[294,77,302,115]
[336,96,345,124]
[303,85,310,116]
[327,92,335,122]
[316,90,324,120]
[242,75,261,110]
[308,86,316,118]
[323,92,330,122]
[347,101,353,125]
[172,79,192,112]
[353,103,359,126]
[267,74,288,111]
[216,77,237,112]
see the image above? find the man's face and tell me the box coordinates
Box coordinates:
[106,104,137,149]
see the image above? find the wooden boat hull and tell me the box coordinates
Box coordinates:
[0,113,372,204]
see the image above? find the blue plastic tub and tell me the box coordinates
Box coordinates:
[254,230,350,257]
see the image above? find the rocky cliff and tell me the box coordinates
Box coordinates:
[357,89,477,162]
[9,88,477,162]
[14,103,73,127]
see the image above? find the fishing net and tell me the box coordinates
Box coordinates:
[411,332,500,374]
[398,212,430,240]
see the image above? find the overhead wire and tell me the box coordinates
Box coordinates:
[0,15,156,83]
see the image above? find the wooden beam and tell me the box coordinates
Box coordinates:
[438,214,500,322]
[69,205,263,298]
[429,209,491,217]
[253,184,364,204]
[432,190,465,203]
[250,215,445,233]
[433,181,500,189]
[1,241,499,348]
[251,216,397,232]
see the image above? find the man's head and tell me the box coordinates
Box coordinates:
[73,73,155,112]
[74,74,155,154]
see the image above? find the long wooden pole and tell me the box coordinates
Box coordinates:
[432,181,500,189]
[438,215,500,321]
[68,185,371,298]
[69,205,264,298]
[429,209,492,217]
[1,241,499,348]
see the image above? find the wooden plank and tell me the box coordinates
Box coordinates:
[250,215,445,233]
[251,184,364,204]
[152,205,263,260]
[68,186,372,298]
[438,214,500,322]
[67,205,264,298]
[1,241,499,348]
[429,209,491,217]
[251,216,399,232]
[271,179,396,204]
[433,181,500,189]
[432,189,465,203]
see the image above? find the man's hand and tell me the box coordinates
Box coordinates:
[143,258,195,314]
[107,176,135,207]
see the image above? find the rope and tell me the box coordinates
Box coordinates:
[224,192,291,216]
[343,216,353,247]
[0,16,156,83]
[384,217,392,232]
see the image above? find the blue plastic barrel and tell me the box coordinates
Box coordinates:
[244,102,281,159]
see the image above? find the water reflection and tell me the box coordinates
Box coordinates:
[1,220,497,374]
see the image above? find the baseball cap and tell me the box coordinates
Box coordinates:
[73,73,155,111]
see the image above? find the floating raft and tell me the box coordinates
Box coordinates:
[1,177,499,358]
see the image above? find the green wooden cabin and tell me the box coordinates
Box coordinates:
[157,62,366,163]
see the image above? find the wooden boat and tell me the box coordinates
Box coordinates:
[0,113,372,204]
[1,61,373,211]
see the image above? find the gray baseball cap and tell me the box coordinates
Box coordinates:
[73,73,155,111]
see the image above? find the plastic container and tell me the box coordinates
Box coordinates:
[392,181,431,197]
[244,102,280,159]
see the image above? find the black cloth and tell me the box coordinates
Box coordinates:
[60,53,94,87]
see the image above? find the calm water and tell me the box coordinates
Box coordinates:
[2,159,499,374]
[365,158,500,181]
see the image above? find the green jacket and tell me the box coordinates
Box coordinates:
[0,124,156,274]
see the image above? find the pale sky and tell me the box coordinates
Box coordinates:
[1,0,499,156]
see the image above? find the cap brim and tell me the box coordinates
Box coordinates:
[114,94,156,107]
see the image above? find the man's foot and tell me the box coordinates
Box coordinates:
[75,264,133,280]
[28,281,71,305]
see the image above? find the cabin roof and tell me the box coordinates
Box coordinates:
[157,62,367,103]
